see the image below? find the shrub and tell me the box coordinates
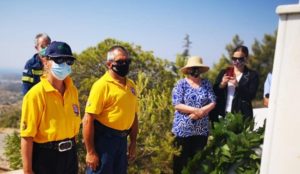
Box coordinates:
[183,113,265,174]
[4,131,22,170]
[0,107,21,128]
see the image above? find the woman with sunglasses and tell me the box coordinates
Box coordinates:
[20,41,81,174]
[210,45,259,124]
[172,56,216,174]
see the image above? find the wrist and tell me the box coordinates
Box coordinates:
[23,168,33,174]
[219,82,226,88]
[192,107,198,115]
[195,108,203,119]
[201,108,207,115]
[87,149,97,155]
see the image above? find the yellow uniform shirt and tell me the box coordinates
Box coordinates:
[85,72,138,130]
[20,76,81,143]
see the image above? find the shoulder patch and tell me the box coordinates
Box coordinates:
[22,121,27,130]
[130,87,136,95]
[72,104,79,116]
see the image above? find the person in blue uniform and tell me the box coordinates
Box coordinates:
[263,72,272,107]
[22,33,51,95]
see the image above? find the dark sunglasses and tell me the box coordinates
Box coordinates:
[48,57,75,65]
[231,57,245,62]
[113,59,132,65]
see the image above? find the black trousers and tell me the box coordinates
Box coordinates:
[173,135,208,174]
[32,143,78,174]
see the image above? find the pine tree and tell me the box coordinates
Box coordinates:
[174,34,192,79]
[182,34,192,57]
[248,31,276,99]
[206,35,244,83]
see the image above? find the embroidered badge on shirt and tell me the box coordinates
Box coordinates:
[22,122,27,130]
[72,104,79,116]
[130,87,136,95]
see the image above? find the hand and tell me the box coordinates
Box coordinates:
[86,151,99,171]
[189,108,206,120]
[220,74,231,88]
[189,113,199,120]
[194,108,206,119]
[128,141,137,162]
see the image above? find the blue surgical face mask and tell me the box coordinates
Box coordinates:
[39,47,47,57]
[50,62,72,80]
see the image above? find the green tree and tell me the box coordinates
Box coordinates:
[174,34,192,79]
[72,38,176,112]
[248,31,276,100]
[207,32,277,102]
[182,34,192,57]
[128,73,179,174]
[72,38,178,173]
[206,35,244,83]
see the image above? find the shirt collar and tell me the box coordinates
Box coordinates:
[41,76,73,92]
[104,71,128,82]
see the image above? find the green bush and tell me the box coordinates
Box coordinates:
[0,108,21,128]
[127,72,179,174]
[4,131,22,170]
[183,113,265,174]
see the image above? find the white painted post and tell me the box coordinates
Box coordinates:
[260,3,300,174]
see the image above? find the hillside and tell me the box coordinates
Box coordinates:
[0,72,22,171]
[0,72,22,105]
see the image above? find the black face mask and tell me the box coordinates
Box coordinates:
[189,67,201,78]
[112,63,130,77]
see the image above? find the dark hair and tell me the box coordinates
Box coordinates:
[233,45,249,57]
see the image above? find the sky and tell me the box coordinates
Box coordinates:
[0,0,298,72]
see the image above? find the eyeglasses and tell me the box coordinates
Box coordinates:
[48,57,75,65]
[113,59,132,65]
[231,57,245,62]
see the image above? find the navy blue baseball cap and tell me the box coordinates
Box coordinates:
[45,41,76,59]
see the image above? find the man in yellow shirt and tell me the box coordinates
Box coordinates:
[83,46,138,174]
[20,41,81,174]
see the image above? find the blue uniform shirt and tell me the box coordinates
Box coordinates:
[22,54,44,95]
[263,73,272,98]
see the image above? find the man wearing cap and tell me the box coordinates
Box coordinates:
[83,45,138,174]
[171,56,216,174]
[22,33,51,95]
[20,41,81,174]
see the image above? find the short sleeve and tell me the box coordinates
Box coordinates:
[20,92,43,138]
[128,80,139,113]
[85,80,106,115]
[22,63,34,95]
[172,80,185,106]
[205,80,216,103]
[264,73,272,97]
[134,85,139,113]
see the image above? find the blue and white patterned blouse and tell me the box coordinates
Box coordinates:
[172,78,216,137]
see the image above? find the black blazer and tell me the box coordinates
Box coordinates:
[210,66,259,121]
